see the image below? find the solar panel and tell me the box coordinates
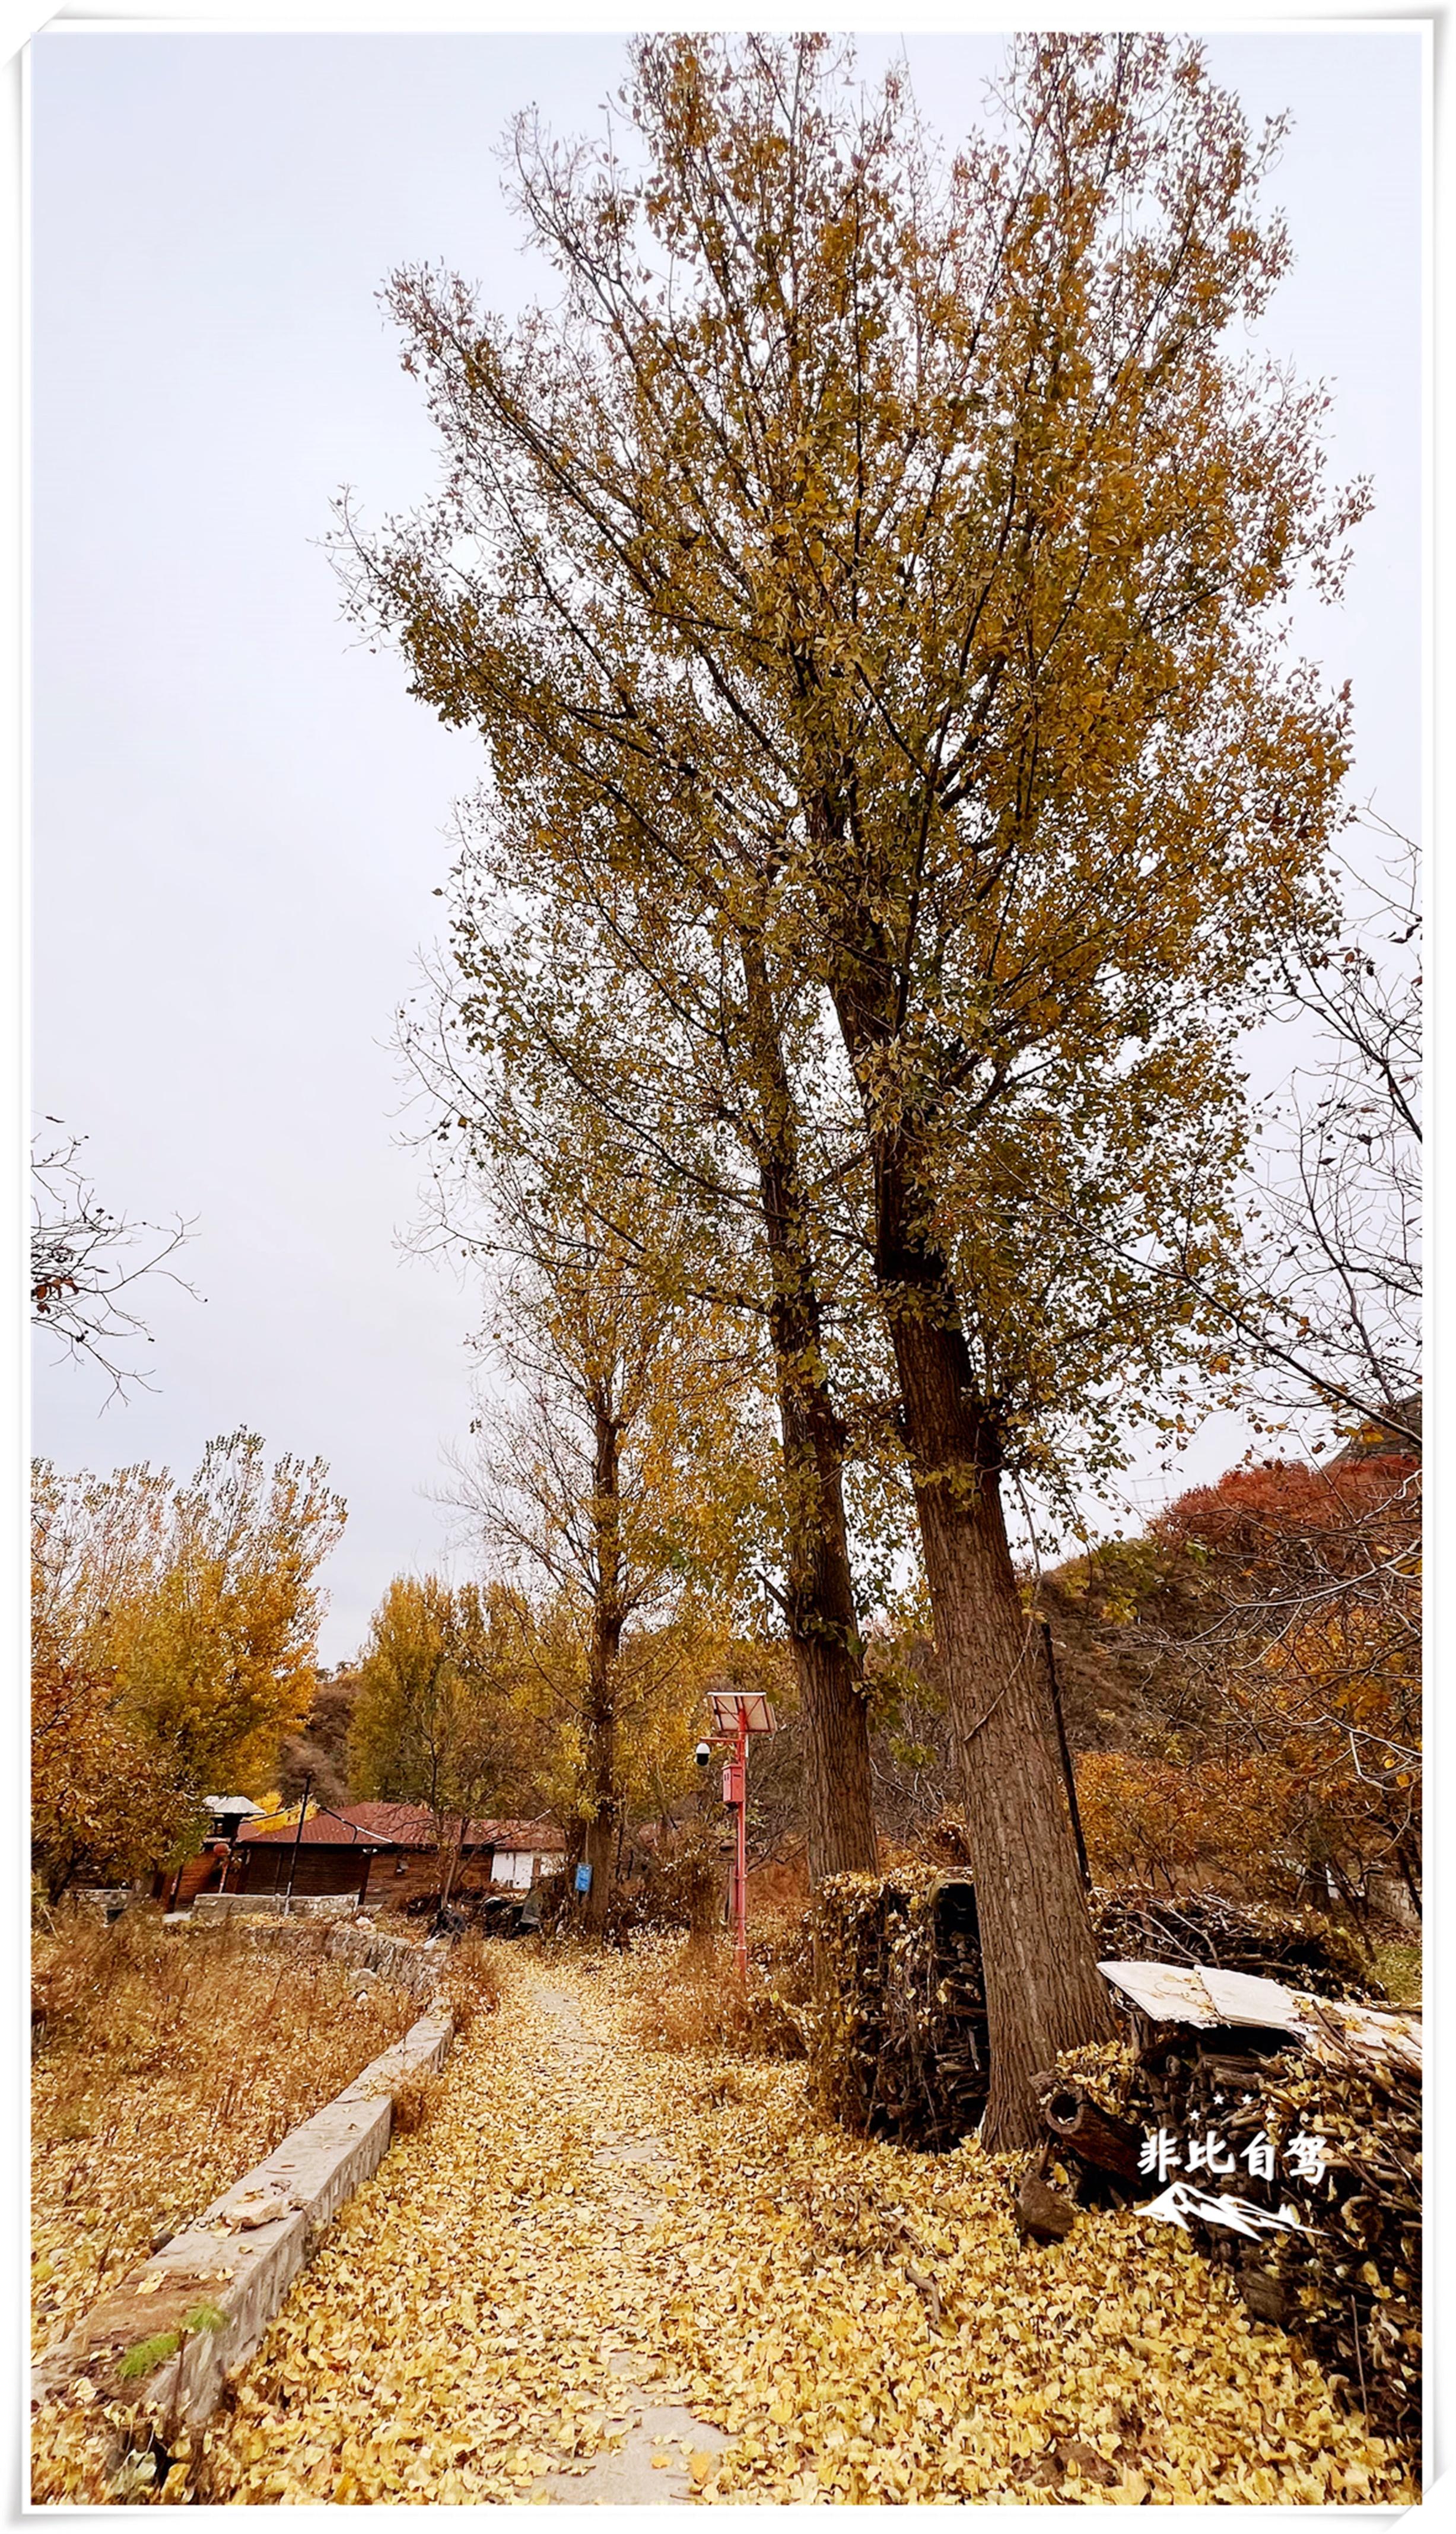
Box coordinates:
[707,1688,776,1735]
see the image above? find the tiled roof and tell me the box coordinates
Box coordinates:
[238,1807,395,1848]
[238,1804,564,1851]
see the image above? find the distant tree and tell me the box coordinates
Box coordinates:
[348,1575,543,1897]
[1063,1446,1419,1922]
[32,1435,346,1802]
[30,1121,198,1400]
[275,1668,361,1808]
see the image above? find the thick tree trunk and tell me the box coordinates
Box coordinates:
[896,1328,1115,2145]
[743,940,878,1883]
[774,1359,879,1883]
[832,977,1114,2145]
[580,1783,618,1936]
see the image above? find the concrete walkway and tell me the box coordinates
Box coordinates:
[194,1963,735,2505]
[525,1981,727,2504]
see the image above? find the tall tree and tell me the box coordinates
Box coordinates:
[401,875,890,1884]
[344,34,1362,2138]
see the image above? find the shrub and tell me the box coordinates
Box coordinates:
[621,1935,805,2059]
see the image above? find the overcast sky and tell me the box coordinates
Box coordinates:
[30,28,1423,1663]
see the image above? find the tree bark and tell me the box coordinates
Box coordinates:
[832,980,1114,2146]
[742,940,879,1883]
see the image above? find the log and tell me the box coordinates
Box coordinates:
[1041,2085,1144,2180]
[1235,2269,1293,2327]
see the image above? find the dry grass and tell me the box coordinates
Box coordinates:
[619,1932,805,2061]
[438,1934,508,2035]
[31,1910,418,2351]
[1370,1937,1422,2006]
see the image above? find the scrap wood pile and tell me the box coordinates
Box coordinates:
[1034,1986,1421,2450]
[806,1853,1376,2153]
[1090,1888,1381,2000]
[805,1867,987,2148]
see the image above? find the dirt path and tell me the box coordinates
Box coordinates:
[524,1982,727,2504]
[194,1951,1416,2508]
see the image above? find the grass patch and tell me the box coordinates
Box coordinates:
[31,1909,418,2349]
[1370,1936,1422,2005]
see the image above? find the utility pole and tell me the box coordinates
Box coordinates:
[284,1774,313,1916]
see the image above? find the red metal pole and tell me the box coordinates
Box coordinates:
[734,1705,749,1980]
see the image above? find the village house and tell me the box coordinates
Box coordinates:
[225,1804,564,1909]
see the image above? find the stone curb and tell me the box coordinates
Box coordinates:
[31,2003,454,2430]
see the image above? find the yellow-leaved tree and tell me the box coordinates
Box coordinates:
[349,1573,544,1899]
[31,1435,345,1900]
[447,1124,772,1934]
[345,32,1366,2139]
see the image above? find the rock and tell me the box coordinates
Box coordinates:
[1016,2166,1077,2247]
[225,2192,291,2231]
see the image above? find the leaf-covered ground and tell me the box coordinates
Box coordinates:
[183,1947,1415,2507]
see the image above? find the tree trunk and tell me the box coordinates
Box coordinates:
[901,1353,1116,2146]
[832,987,1114,2146]
[581,1392,625,1940]
[742,939,878,1883]
[774,1360,879,1882]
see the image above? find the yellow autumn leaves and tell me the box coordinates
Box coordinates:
[186,1946,1414,2508]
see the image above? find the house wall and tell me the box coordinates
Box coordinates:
[490,1851,535,1888]
[364,1849,495,1912]
[235,1845,373,1901]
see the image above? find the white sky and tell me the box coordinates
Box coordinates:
[29,27,1423,1662]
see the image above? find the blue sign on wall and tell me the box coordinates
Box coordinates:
[574,1862,593,1894]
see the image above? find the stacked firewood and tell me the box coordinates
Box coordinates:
[1090,1888,1381,2000]
[1175,2018,1419,2443]
[805,1866,989,2148]
[1037,2010,1421,2448]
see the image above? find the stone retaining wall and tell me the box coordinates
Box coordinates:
[190,1891,357,1923]
[179,1903,449,2002]
[32,1933,456,2436]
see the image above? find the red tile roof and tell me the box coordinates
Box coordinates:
[237,1807,395,1848]
[238,1804,564,1852]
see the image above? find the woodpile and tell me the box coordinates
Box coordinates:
[805,1867,988,2148]
[1035,2001,1421,2451]
[1090,1888,1380,1999]
[806,1855,1418,2453]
